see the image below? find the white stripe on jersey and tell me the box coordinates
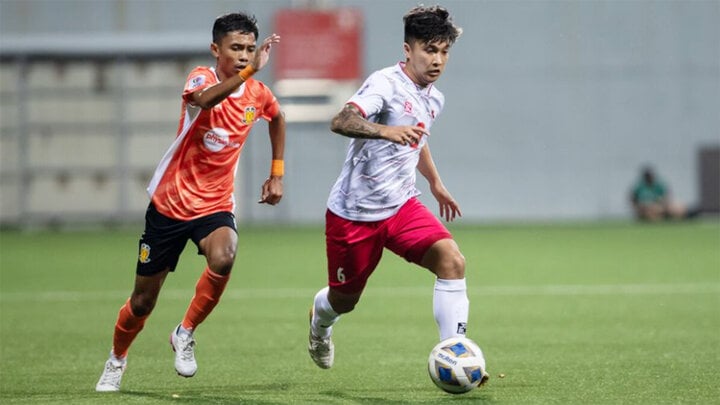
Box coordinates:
[327,63,445,222]
[146,105,202,198]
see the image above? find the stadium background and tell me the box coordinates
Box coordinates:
[0,2,718,403]
[1,0,718,227]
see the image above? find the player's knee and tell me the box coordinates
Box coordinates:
[447,250,466,278]
[130,295,156,317]
[423,239,465,278]
[328,291,361,314]
[435,249,466,279]
[332,299,358,314]
[207,250,236,275]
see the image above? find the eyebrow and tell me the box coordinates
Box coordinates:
[229,41,255,47]
[424,42,450,50]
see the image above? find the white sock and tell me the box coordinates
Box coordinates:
[433,278,469,340]
[109,351,127,365]
[311,287,339,339]
[177,324,193,337]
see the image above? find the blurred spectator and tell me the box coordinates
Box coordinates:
[630,166,696,221]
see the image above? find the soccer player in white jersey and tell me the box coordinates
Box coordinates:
[308,6,484,384]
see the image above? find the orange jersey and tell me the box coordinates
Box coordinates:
[147,66,280,221]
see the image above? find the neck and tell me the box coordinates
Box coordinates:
[215,66,229,82]
[400,62,428,89]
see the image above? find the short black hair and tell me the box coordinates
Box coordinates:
[213,12,259,44]
[642,166,656,183]
[403,5,462,46]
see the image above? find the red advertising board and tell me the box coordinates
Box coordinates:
[273,8,363,80]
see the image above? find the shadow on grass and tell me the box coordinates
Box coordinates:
[121,386,288,404]
[317,388,496,404]
[114,384,495,404]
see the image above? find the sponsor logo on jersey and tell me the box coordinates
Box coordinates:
[242,106,256,124]
[188,75,206,90]
[139,243,151,264]
[203,128,240,152]
[404,100,413,114]
[411,122,425,149]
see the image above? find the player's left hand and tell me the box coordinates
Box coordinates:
[259,176,283,205]
[252,33,281,72]
[432,183,461,222]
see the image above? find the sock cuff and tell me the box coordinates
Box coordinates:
[204,267,230,283]
[434,278,467,292]
[314,286,339,318]
[110,351,127,363]
[123,298,148,320]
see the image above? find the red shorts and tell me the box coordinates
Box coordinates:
[325,197,453,294]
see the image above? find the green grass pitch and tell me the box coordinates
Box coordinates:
[1,220,718,404]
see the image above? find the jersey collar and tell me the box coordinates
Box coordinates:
[397,61,434,96]
[210,66,246,97]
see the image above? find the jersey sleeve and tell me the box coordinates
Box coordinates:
[181,67,216,104]
[656,182,667,197]
[346,71,393,119]
[258,83,280,121]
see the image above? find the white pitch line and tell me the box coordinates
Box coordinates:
[0,283,718,303]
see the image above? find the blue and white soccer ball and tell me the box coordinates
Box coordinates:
[427,336,488,394]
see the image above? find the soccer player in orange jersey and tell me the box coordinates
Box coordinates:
[96,12,285,392]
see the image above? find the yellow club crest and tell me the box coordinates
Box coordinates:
[139,243,151,264]
[243,106,256,124]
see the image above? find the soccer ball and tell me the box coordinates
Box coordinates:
[427,336,487,394]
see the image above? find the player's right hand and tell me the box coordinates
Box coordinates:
[382,125,429,146]
[258,176,283,205]
[251,33,281,72]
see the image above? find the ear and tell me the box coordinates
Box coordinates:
[403,42,411,60]
[210,42,220,59]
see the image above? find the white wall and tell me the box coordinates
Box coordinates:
[1,0,718,223]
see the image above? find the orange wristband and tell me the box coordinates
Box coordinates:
[271,159,284,177]
[238,65,256,81]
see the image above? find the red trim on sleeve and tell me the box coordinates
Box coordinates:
[347,101,368,118]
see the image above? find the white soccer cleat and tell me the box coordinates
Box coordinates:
[479,369,490,387]
[170,324,197,377]
[95,355,127,392]
[308,307,334,369]
[308,333,335,369]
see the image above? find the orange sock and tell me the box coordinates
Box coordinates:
[182,267,230,331]
[112,299,148,358]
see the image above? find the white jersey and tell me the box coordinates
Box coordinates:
[327,62,445,222]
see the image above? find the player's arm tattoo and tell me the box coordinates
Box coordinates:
[330,104,383,139]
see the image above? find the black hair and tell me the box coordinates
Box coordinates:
[403,5,462,46]
[642,166,656,184]
[212,12,259,44]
